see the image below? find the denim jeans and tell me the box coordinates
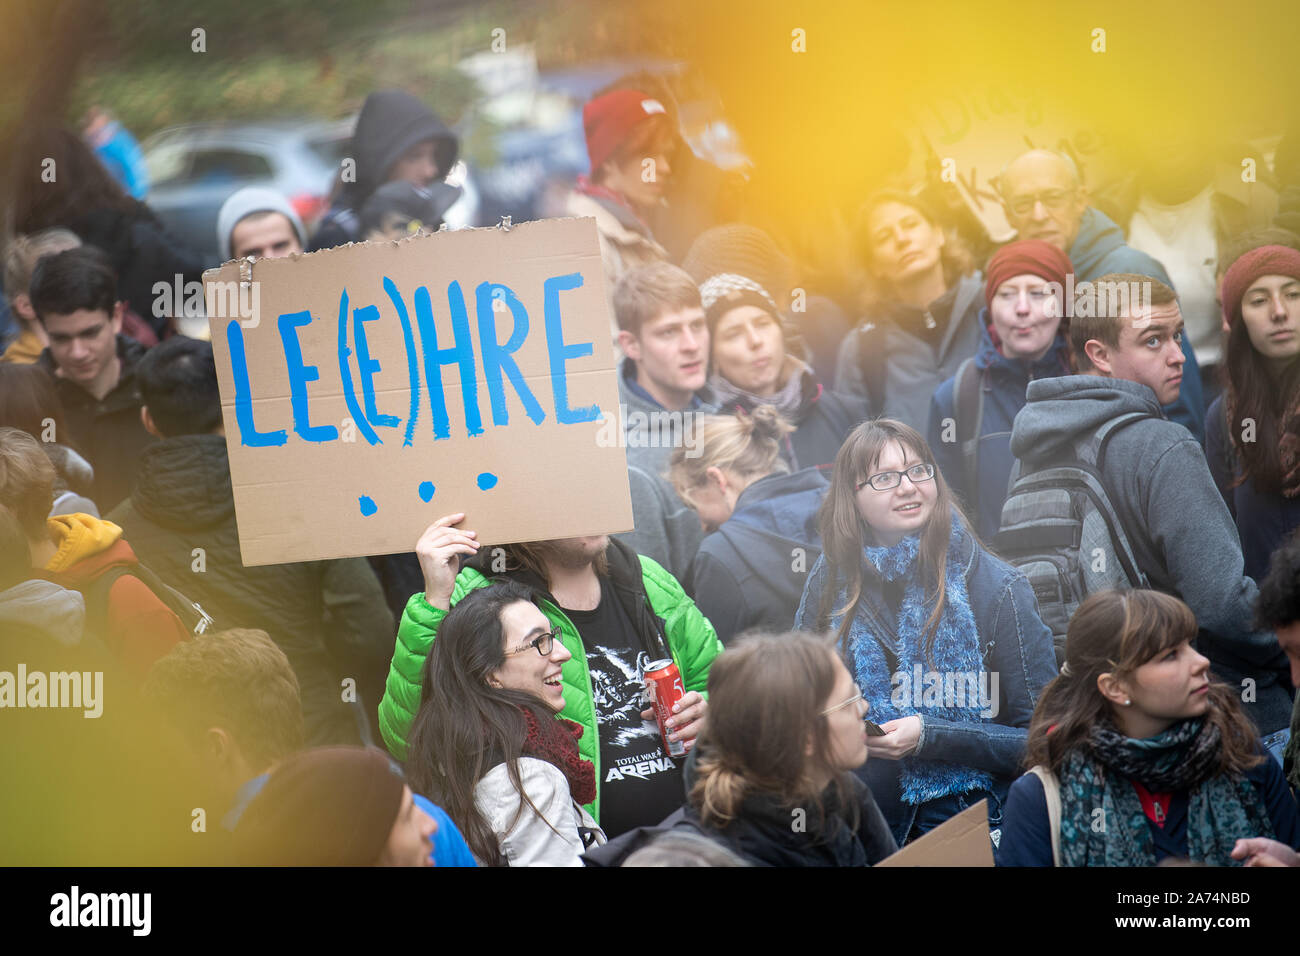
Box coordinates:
[1261,728,1291,769]
[906,788,1002,846]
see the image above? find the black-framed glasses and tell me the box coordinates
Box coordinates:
[506,625,562,657]
[856,462,936,492]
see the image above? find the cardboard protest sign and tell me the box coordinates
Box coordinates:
[205,217,632,566]
[876,799,994,867]
[912,83,1109,243]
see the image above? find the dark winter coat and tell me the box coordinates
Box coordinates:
[928,316,1072,539]
[311,90,459,251]
[108,435,394,745]
[835,273,985,433]
[681,745,897,866]
[66,206,207,336]
[39,335,156,514]
[688,468,827,644]
[1204,394,1300,582]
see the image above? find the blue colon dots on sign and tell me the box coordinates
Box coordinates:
[418,481,436,502]
[359,495,378,516]
[477,472,498,490]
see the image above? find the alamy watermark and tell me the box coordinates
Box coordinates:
[891,666,999,719]
[1042,277,1154,320]
[594,404,705,457]
[153,273,262,328]
[1,664,102,718]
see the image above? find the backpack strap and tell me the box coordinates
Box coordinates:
[1027,765,1062,867]
[854,323,888,413]
[129,562,216,635]
[82,562,215,639]
[954,357,985,504]
[1068,411,1155,588]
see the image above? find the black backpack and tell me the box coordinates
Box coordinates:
[994,412,1152,662]
[84,561,217,638]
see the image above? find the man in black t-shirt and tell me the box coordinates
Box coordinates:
[566,575,693,836]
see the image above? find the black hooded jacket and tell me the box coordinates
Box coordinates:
[311,90,459,251]
[108,435,395,745]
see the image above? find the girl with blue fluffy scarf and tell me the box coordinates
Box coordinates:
[795,419,1058,846]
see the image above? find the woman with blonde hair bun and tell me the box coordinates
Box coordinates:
[684,630,896,866]
[669,406,828,643]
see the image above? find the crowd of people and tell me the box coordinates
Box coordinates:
[5,74,1300,869]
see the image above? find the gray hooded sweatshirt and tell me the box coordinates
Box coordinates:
[0,579,86,646]
[1010,374,1292,733]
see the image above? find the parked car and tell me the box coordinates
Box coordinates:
[142,119,352,266]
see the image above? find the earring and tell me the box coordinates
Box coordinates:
[1124,699,1131,706]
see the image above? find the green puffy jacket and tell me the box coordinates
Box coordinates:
[380,538,722,824]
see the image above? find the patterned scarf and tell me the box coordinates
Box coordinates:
[708,356,811,424]
[1057,718,1274,866]
[843,520,995,805]
[519,707,597,807]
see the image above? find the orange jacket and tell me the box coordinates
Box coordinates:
[38,514,188,680]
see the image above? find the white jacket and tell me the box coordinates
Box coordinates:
[473,757,607,866]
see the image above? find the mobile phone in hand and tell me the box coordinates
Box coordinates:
[864,719,887,737]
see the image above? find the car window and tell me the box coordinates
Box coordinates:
[145,142,193,187]
[185,149,274,183]
[306,135,349,169]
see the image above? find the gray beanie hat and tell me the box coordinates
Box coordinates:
[216,186,308,262]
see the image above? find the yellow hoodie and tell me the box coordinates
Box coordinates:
[43,513,125,574]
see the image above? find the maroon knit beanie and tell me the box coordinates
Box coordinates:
[582,89,668,175]
[1220,245,1300,327]
[235,746,405,866]
[984,239,1075,312]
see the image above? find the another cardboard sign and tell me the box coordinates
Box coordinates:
[205,217,632,567]
[876,799,994,867]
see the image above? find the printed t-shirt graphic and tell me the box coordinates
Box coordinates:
[562,576,686,837]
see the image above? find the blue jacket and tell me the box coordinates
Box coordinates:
[794,519,1059,845]
[92,122,150,199]
[1068,207,1205,442]
[688,467,828,644]
[928,315,1072,539]
[413,793,479,867]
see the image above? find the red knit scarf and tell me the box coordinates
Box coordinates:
[520,707,597,806]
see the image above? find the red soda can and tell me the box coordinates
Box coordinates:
[645,658,687,758]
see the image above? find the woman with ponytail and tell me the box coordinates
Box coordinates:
[794,418,1057,845]
[405,581,606,865]
[999,589,1299,866]
[669,406,828,643]
[685,631,896,866]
